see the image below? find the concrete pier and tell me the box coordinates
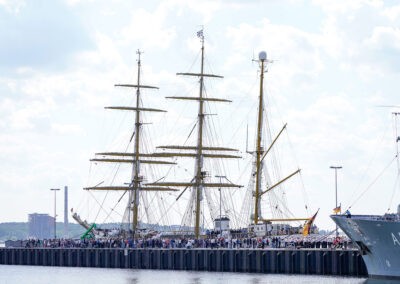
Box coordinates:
[0,248,367,277]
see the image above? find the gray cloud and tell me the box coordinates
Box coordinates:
[0,0,93,71]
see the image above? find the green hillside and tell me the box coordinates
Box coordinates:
[0,222,86,241]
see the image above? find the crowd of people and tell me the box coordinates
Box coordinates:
[22,234,354,250]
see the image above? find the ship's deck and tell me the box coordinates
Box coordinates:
[332,214,400,222]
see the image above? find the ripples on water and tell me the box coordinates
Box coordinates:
[0,265,386,284]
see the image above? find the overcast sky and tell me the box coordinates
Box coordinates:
[1,0,400,231]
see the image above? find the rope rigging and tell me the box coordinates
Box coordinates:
[347,155,396,211]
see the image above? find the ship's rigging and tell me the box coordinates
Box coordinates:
[83,50,178,237]
[75,34,316,238]
[147,31,242,238]
[238,51,311,231]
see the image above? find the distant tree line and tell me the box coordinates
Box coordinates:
[0,222,184,241]
[0,222,86,241]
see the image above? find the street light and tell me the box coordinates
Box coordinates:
[215,175,226,234]
[330,166,342,237]
[50,188,60,239]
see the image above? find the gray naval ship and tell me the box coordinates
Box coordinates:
[331,207,400,279]
[332,112,400,279]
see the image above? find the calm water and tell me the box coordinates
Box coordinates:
[0,265,377,284]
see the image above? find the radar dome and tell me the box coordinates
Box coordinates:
[259,51,267,61]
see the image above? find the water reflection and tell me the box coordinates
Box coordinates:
[127,277,138,284]
[190,276,202,284]
[0,266,369,284]
[249,277,262,284]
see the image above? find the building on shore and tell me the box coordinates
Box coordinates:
[28,213,53,239]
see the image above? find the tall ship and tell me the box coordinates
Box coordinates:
[73,31,317,239]
[331,111,400,279]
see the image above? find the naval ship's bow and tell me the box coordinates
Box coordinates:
[331,214,400,279]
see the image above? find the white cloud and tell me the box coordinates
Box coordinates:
[64,0,81,6]
[364,26,400,50]
[0,0,25,13]
[312,0,383,14]
[382,4,400,21]
[312,0,400,79]
[12,101,53,131]
[225,19,324,102]
[178,0,221,23]
[51,123,84,135]
[118,6,177,50]
[75,32,122,67]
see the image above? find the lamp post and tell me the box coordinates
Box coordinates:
[215,175,226,234]
[50,188,60,239]
[330,166,342,237]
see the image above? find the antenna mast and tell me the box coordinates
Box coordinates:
[394,112,400,175]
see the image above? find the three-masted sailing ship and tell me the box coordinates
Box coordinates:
[73,31,317,239]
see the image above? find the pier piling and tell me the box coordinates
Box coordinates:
[0,248,367,277]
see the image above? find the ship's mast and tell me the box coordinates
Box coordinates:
[132,50,143,233]
[147,30,242,238]
[194,36,206,237]
[250,51,302,226]
[253,52,266,224]
[84,50,178,237]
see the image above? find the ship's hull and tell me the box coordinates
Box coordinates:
[331,214,400,279]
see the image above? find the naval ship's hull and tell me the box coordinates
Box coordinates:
[331,214,400,279]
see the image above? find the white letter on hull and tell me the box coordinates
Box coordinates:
[391,233,400,246]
